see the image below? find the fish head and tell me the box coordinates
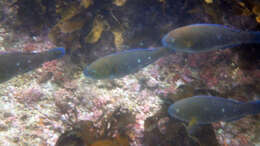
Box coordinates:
[84,66,99,79]
[161,33,177,51]
[84,63,113,79]
[168,104,178,119]
[168,101,198,123]
[168,104,186,120]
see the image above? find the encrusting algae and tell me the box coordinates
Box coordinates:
[253,3,260,23]
[81,0,93,9]
[56,2,82,21]
[204,0,213,4]
[113,0,127,7]
[85,16,107,44]
[91,136,129,146]
[112,29,124,49]
[57,16,86,33]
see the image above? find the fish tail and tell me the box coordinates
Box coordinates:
[243,100,260,115]
[48,47,66,59]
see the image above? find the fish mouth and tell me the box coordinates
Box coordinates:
[161,33,170,48]
[168,104,175,118]
[83,67,91,77]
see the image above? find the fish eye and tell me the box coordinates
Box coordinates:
[169,37,175,43]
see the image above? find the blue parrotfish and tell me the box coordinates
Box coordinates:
[84,47,170,79]
[168,95,260,124]
[162,24,260,53]
[0,47,66,83]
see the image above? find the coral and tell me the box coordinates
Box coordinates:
[14,87,44,104]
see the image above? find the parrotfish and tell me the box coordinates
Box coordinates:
[0,47,66,83]
[168,95,260,124]
[162,24,260,53]
[84,47,170,79]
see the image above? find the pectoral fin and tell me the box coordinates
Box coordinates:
[188,117,198,128]
[186,117,199,135]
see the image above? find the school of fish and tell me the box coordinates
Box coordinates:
[85,24,260,79]
[84,23,260,125]
[1,23,259,127]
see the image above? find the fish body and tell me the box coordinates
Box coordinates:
[162,24,260,53]
[84,47,170,79]
[168,95,260,124]
[0,47,65,83]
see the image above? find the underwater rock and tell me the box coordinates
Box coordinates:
[55,131,85,146]
[16,0,47,32]
[192,125,220,146]
[56,2,82,21]
[55,107,134,146]
[90,136,129,146]
[143,107,200,146]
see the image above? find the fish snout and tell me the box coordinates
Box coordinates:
[84,67,98,79]
[168,104,176,118]
[84,67,91,78]
[161,34,176,52]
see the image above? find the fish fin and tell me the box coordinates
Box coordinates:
[218,44,242,50]
[188,117,198,128]
[186,24,242,33]
[223,115,244,122]
[226,98,242,103]
[186,117,200,135]
[244,100,260,115]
